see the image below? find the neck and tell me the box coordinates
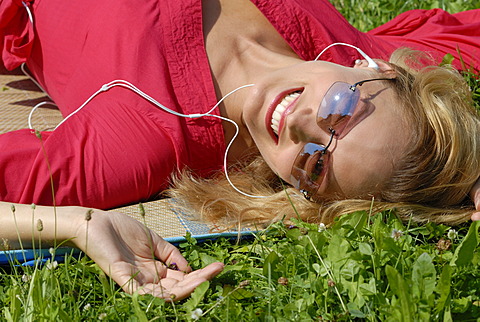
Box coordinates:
[202,0,300,161]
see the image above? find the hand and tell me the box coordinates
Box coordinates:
[72,211,224,301]
[470,178,480,221]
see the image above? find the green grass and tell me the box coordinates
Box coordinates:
[2,212,479,320]
[330,0,480,32]
[2,1,480,321]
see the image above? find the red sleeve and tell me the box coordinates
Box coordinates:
[368,9,480,70]
[0,91,178,209]
[0,0,34,70]
[254,1,480,70]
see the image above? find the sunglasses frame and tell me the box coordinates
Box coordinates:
[291,77,396,201]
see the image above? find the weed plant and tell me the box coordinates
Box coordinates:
[1,0,480,321]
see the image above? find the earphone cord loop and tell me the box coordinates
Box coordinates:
[20,0,266,198]
[53,80,266,199]
[314,42,379,70]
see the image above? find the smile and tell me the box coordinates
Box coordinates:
[270,91,302,136]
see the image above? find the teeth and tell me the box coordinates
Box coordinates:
[271,91,301,135]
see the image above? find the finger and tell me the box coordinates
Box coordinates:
[166,262,224,283]
[136,283,174,300]
[132,260,169,284]
[152,236,191,272]
[168,263,224,300]
[160,277,210,301]
[109,262,148,294]
[109,261,167,294]
[136,280,201,302]
[116,269,143,295]
[128,262,224,301]
[127,274,197,301]
[133,274,210,301]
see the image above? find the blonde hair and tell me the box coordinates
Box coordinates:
[168,48,480,228]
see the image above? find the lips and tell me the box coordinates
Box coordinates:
[265,89,302,142]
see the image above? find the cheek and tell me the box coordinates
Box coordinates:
[258,146,301,183]
[329,143,396,199]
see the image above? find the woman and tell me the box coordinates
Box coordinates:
[0,0,479,298]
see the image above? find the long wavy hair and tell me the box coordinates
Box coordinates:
[168,48,480,229]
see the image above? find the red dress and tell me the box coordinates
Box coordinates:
[1,0,479,208]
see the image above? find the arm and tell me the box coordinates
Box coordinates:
[470,178,480,221]
[0,202,224,300]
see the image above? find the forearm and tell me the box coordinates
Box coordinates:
[0,201,91,250]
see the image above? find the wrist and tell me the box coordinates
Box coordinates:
[67,207,110,250]
[36,205,100,248]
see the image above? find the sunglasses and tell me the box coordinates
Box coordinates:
[290,77,396,201]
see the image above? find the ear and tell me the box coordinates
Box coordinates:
[354,59,395,75]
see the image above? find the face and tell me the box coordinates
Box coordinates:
[242,60,410,200]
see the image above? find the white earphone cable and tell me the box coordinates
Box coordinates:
[314,42,379,70]
[24,42,380,198]
[53,80,266,199]
[27,101,57,130]
[22,1,33,25]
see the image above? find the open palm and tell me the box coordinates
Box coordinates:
[73,211,224,301]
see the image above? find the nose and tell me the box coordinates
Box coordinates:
[285,106,324,144]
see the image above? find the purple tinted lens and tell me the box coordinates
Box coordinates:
[317,82,360,136]
[290,143,329,198]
